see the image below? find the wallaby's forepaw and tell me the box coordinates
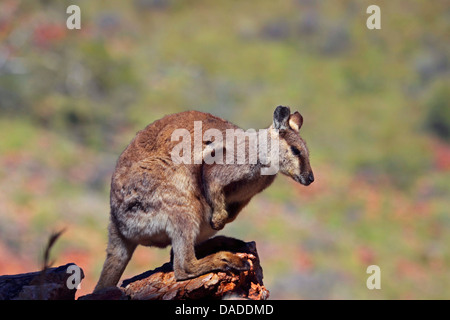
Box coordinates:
[210,211,228,230]
[210,220,225,231]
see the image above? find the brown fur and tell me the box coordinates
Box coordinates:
[94,106,313,291]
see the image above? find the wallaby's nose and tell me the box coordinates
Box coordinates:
[308,173,315,183]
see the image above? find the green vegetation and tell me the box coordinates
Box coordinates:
[0,0,448,298]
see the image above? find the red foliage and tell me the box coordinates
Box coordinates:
[356,246,376,265]
[431,139,450,171]
[33,24,67,48]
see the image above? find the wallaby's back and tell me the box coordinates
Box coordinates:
[117,110,238,166]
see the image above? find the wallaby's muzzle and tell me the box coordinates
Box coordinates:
[295,171,314,186]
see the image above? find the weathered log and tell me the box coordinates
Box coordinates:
[0,263,84,300]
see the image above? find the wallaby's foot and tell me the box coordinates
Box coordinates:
[217,251,251,272]
[170,236,247,270]
[210,209,228,230]
[195,236,247,259]
[173,251,250,281]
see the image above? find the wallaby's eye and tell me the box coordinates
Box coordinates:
[291,146,301,156]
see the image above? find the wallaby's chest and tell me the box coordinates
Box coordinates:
[224,174,276,203]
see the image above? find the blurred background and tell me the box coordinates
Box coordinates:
[0,0,448,299]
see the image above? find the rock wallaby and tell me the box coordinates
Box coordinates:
[95,106,314,291]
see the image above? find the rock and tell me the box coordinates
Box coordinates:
[0,263,84,300]
[78,286,128,300]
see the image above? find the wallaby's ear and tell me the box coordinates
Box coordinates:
[273,106,291,130]
[288,111,303,132]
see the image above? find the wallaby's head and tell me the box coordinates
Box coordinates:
[271,105,314,186]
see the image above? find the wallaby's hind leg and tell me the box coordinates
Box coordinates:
[94,222,136,292]
[195,236,247,259]
[171,228,250,281]
[169,236,247,265]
